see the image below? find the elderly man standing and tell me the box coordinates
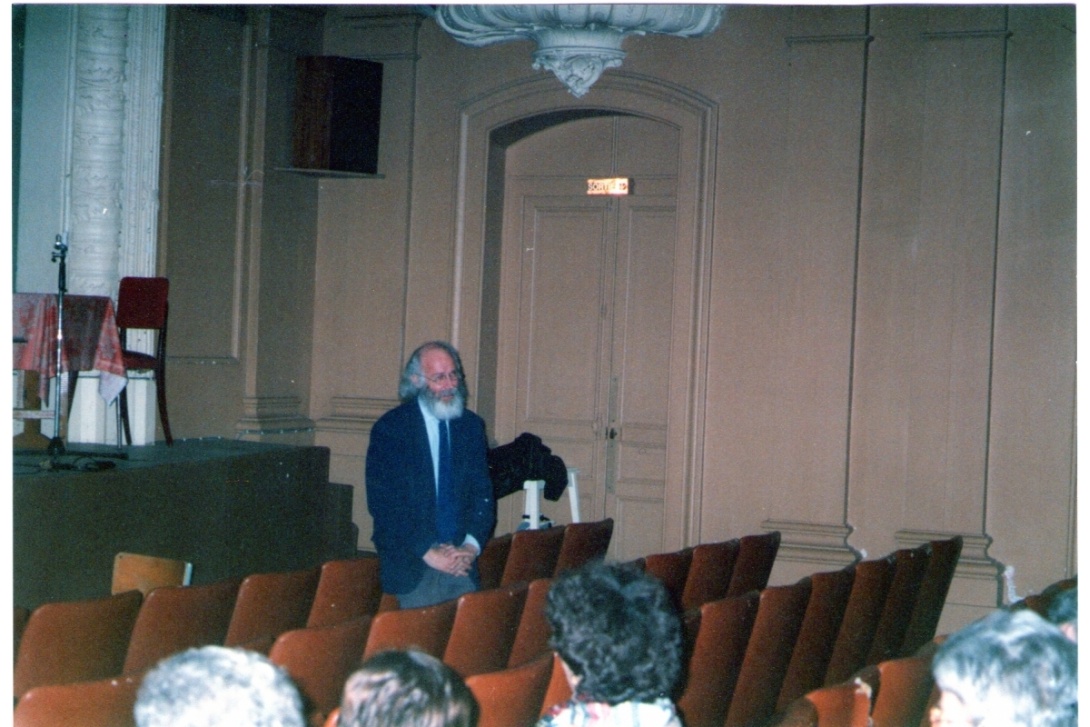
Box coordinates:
[366,341,496,608]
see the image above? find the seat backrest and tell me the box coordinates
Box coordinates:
[465,652,555,727]
[539,652,572,717]
[224,567,321,646]
[552,518,614,576]
[112,552,192,596]
[123,578,241,675]
[268,615,372,723]
[777,565,857,711]
[477,533,513,591]
[823,556,896,685]
[681,538,741,611]
[726,530,782,597]
[116,276,169,331]
[806,679,872,727]
[307,557,383,628]
[362,598,459,660]
[869,655,935,727]
[901,536,963,655]
[14,590,143,699]
[725,579,814,727]
[866,545,932,665]
[501,526,566,586]
[643,547,694,612]
[14,674,141,727]
[507,578,553,667]
[445,582,529,677]
[675,591,760,727]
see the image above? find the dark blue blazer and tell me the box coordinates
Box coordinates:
[365,400,496,595]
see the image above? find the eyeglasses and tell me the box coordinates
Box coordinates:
[423,372,461,385]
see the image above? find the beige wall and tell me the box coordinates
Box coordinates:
[160,5,1075,633]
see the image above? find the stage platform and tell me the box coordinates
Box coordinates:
[13,438,356,610]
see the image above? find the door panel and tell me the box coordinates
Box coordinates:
[497,116,679,560]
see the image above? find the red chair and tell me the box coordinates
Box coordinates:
[726,531,781,597]
[552,519,614,576]
[858,654,935,727]
[507,578,553,667]
[824,556,896,685]
[767,679,873,727]
[680,538,740,611]
[724,579,813,727]
[444,582,529,677]
[776,565,856,711]
[539,653,573,716]
[307,557,383,628]
[268,615,372,724]
[14,590,143,699]
[478,533,513,591]
[224,567,321,646]
[14,675,141,727]
[675,592,760,727]
[116,276,172,445]
[501,526,566,586]
[123,579,241,675]
[867,545,932,665]
[362,598,458,660]
[466,652,555,727]
[642,547,694,611]
[901,535,963,655]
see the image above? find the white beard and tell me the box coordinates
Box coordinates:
[423,388,465,421]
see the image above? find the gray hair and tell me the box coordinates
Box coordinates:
[398,341,469,403]
[338,649,478,727]
[931,609,1077,727]
[134,646,306,727]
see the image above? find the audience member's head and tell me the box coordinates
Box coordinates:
[1046,586,1077,642]
[337,649,478,727]
[930,608,1077,727]
[545,560,682,705]
[134,645,306,727]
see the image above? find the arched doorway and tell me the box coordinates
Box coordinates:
[453,74,717,558]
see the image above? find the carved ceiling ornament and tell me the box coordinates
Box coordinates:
[432,4,726,98]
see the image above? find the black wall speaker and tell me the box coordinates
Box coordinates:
[292,55,383,174]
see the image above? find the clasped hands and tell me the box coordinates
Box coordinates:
[424,543,478,577]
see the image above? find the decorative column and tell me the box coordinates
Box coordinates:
[68,5,128,297]
[66,5,166,444]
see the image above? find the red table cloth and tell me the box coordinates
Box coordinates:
[13,292,127,403]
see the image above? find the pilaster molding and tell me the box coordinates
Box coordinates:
[762,518,861,569]
[894,529,1004,582]
[119,4,165,282]
[235,395,314,435]
[315,397,398,434]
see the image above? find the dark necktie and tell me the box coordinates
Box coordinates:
[437,420,458,544]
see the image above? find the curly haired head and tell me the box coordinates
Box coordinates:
[546,561,682,704]
[338,650,478,727]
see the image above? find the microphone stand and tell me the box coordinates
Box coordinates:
[40,234,126,467]
[46,234,68,456]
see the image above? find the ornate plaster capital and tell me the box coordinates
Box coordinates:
[433,4,725,97]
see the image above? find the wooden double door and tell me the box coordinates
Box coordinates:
[494,115,679,560]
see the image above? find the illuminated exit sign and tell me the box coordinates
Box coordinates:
[587,177,630,195]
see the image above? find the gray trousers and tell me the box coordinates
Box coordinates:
[397,568,475,609]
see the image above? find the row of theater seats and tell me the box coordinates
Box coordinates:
[15,525,979,727]
[771,573,1078,727]
[11,519,617,727]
